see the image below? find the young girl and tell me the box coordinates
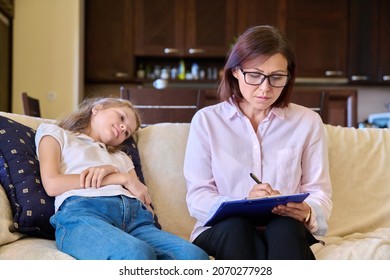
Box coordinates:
[36,97,209,260]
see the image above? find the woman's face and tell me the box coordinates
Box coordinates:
[232,53,288,117]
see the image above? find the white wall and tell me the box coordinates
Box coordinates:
[12,0,84,119]
[357,87,390,123]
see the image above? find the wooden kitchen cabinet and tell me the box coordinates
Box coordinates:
[133,0,236,57]
[293,87,357,127]
[286,0,348,80]
[348,0,390,85]
[378,0,390,84]
[235,0,349,81]
[85,0,134,82]
[327,89,358,128]
[348,0,379,84]
[235,0,286,36]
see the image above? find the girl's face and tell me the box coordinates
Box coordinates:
[232,53,288,119]
[89,106,137,146]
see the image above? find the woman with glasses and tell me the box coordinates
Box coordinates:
[183,25,332,259]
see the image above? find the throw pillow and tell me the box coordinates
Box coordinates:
[121,136,145,184]
[0,116,55,239]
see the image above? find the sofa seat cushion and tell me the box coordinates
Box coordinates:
[312,228,390,259]
[0,237,74,260]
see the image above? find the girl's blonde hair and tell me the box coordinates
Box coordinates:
[58,97,141,152]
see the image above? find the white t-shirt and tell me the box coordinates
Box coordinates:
[35,123,135,211]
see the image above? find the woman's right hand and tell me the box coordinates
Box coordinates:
[247,182,280,199]
[80,165,119,189]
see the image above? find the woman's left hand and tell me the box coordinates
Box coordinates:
[272,201,311,223]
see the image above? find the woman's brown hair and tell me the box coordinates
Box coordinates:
[218,25,296,108]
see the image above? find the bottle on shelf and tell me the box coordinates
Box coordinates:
[178,59,186,80]
[136,63,145,79]
[191,63,199,80]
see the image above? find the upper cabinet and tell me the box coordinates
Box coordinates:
[235,0,349,82]
[348,0,390,85]
[133,0,236,57]
[348,0,379,84]
[235,0,285,36]
[286,0,348,81]
[379,0,390,84]
[84,0,390,85]
[85,0,134,82]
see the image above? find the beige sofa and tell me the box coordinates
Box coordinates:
[1,111,390,260]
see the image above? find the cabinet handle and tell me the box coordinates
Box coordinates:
[164,48,179,54]
[351,75,369,81]
[383,75,390,81]
[115,72,129,78]
[188,48,205,54]
[325,70,343,77]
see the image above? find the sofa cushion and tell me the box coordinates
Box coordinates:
[121,136,161,229]
[0,186,25,247]
[136,123,195,239]
[324,125,390,237]
[0,116,55,239]
[312,228,390,259]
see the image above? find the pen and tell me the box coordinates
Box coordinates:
[250,173,262,184]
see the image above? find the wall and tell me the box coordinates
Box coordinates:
[12,0,84,119]
[357,87,390,123]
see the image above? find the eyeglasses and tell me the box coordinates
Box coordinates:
[240,69,290,88]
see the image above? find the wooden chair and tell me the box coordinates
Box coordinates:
[21,92,41,117]
[290,89,329,123]
[120,87,205,125]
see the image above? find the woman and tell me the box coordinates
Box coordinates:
[36,97,209,260]
[183,25,332,259]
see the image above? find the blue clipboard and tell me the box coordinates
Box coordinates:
[204,193,310,227]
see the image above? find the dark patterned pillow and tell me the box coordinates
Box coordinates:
[121,136,145,184]
[0,116,55,239]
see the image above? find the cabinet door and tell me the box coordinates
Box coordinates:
[348,0,380,84]
[379,0,390,84]
[85,0,134,82]
[235,0,286,36]
[185,0,236,57]
[286,0,348,79]
[134,0,185,56]
[327,89,358,128]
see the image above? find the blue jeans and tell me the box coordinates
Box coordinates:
[50,195,209,260]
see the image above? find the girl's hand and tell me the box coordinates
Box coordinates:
[80,165,119,189]
[123,177,153,213]
[272,201,311,223]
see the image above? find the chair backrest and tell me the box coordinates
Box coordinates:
[21,92,41,117]
[290,89,329,123]
[120,87,205,125]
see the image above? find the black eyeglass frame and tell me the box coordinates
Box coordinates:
[239,69,290,88]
